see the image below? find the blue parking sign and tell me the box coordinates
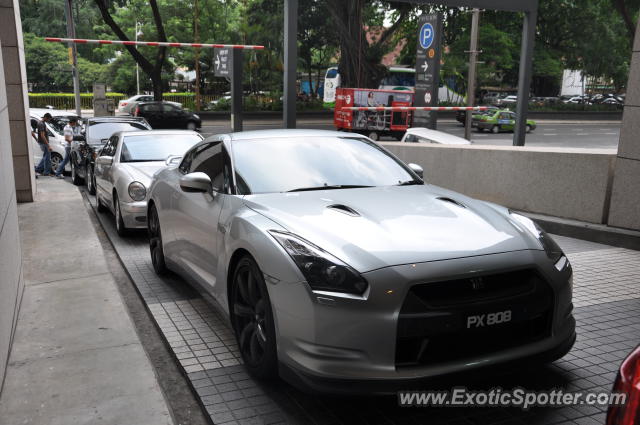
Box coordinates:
[419,23,434,49]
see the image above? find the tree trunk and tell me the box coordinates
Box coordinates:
[326,0,411,88]
[151,69,163,101]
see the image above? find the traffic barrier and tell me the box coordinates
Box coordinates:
[44,37,265,50]
[340,106,489,112]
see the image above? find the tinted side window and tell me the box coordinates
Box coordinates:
[190,142,224,191]
[179,149,195,174]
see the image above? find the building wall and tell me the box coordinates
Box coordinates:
[0,0,35,202]
[0,40,25,393]
[607,18,640,231]
[381,143,617,224]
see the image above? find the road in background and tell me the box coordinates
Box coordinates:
[200,118,621,149]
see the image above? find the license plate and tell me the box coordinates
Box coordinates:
[466,310,512,329]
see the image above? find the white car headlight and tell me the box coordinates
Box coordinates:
[128,181,146,201]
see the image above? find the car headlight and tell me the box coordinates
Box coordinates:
[193,114,200,120]
[510,212,564,263]
[128,181,146,201]
[269,230,368,295]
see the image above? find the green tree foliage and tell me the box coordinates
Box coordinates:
[23,32,107,92]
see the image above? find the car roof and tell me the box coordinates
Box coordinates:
[87,116,148,123]
[221,129,369,142]
[404,128,471,145]
[30,108,79,118]
[114,130,201,138]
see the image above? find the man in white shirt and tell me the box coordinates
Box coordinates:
[55,117,79,178]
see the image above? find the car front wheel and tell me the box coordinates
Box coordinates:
[71,160,83,186]
[491,125,500,134]
[231,256,277,379]
[148,204,167,275]
[114,194,128,236]
[187,121,197,131]
[87,164,96,195]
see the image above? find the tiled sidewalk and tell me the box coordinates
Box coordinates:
[86,191,640,425]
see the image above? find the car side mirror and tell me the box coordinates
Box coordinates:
[180,172,212,193]
[408,163,424,179]
[97,156,113,165]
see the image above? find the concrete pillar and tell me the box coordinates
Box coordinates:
[607,19,640,230]
[0,40,25,394]
[0,0,35,202]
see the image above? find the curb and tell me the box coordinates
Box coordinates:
[525,212,640,251]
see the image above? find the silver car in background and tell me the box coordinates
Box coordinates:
[146,129,575,393]
[94,130,203,235]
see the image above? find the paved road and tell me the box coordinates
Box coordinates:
[200,118,621,149]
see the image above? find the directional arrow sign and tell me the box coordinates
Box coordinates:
[214,48,231,77]
[421,61,429,73]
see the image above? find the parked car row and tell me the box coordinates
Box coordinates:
[118,95,201,130]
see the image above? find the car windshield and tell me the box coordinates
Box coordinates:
[232,136,418,194]
[120,134,202,162]
[88,122,149,144]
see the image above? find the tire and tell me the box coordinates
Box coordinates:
[51,153,63,174]
[148,204,167,275]
[71,160,83,186]
[96,193,107,213]
[367,131,380,141]
[87,164,96,195]
[114,194,128,237]
[526,125,532,133]
[186,121,198,131]
[231,256,278,379]
[491,125,500,134]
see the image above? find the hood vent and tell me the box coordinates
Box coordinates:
[326,204,360,217]
[436,197,467,209]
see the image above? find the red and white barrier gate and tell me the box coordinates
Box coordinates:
[340,106,489,112]
[44,37,265,50]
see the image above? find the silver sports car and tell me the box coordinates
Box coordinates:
[94,130,203,235]
[147,129,575,392]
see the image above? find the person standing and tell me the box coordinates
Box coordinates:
[55,117,78,178]
[34,113,54,176]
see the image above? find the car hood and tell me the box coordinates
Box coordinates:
[244,185,542,273]
[119,162,166,187]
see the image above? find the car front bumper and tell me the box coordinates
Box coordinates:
[268,250,575,393]
[120,200,148,229]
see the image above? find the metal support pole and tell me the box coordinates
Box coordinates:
[464,9,480,140]
[283,0,298,128]
[136,22,140,94]
[513,9,537,146]
[64,0,81,117]
[231,49,243,132]
[194,0,201,112]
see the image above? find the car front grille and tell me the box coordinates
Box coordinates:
[395,269,554,368]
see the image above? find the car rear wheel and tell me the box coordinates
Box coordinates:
[367,131,380,141]
[51,153,62,174]
[231,256,277,379]
[187,121,197,131]
[114,194,128,236]
[71,160,83,186]
[148,204,167,275]
[87,164,96,195]
[491,125,500,134]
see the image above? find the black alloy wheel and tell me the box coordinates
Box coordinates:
[231,256,277,379]
[148,204,167,275]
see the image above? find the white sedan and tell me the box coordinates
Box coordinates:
[400,127,471,145]
[94,130,203,236]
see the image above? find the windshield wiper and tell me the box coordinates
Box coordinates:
[397,180,423,186]
[287,184,373,193]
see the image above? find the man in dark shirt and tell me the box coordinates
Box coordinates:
[34,113,53,176]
